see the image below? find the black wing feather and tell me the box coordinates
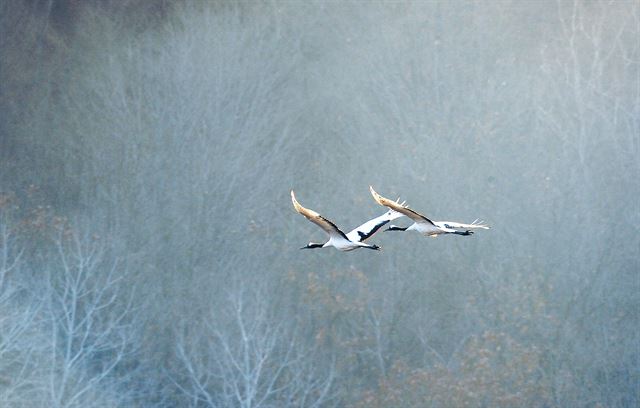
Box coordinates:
[319,215,350,240]
[357,219,390,242]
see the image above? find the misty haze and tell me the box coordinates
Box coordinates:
[0,1,638,407]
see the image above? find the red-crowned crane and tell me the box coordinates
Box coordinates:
[369,186,490,238]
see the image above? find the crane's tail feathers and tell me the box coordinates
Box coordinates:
[470,219,490,229]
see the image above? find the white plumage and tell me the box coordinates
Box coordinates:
[291,190,404,251]
[369,186,490,237]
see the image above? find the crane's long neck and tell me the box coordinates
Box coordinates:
[301,242,324,249]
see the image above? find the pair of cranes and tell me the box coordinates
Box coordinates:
[291,186,490,251]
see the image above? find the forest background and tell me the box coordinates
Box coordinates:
[0,1,638,407]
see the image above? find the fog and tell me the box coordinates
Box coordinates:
[1,1,638,406]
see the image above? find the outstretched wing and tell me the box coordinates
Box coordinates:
[346,200,406,242]
[369,186,437,227]
[291,191,349,240]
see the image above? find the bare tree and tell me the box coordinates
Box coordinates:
[173,281,334,408]
[0,208,43,406]
[42,224,137,408]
